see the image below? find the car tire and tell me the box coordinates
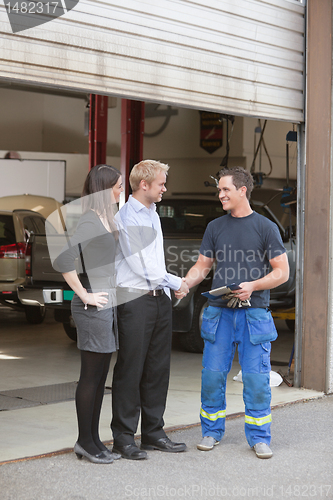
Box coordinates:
[285,319,295,332]
[178,294,208,353]
[25,305,46,324]
[63,321,77,342]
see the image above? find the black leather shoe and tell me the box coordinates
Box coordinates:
[103,449,122,460]
[141,437,187,453]
[112,443,147,460]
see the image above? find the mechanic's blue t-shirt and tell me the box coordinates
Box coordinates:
[200,211,286,308]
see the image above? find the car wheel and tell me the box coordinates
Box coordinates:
[285,319,295,332]
[178,294,208,353]
[25,305,46,324]
[63,320,77,342]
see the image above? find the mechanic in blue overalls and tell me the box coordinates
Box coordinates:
[176,167,289,459]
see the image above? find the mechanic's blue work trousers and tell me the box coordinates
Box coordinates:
[200,307,272,447]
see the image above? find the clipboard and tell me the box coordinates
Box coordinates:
[201,283,241,300]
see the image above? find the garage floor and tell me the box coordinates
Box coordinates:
[0,306,322,463]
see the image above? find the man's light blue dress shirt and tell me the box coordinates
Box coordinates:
[115,195,181,297]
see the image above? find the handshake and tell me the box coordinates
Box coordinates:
[174,278,189,299]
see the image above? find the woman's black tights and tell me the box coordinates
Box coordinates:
[75,350,112,455]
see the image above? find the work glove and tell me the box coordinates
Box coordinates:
[224,293,251,308]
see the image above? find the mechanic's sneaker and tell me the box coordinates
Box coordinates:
[253,442,273,459]
[197,436,220,451]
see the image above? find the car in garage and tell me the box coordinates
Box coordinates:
[0,195,62,324]
[157,194,296,352]
[15,193,296,348]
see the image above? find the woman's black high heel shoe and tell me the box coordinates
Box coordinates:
[74,442,114,464]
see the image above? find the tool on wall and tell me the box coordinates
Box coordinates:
[281,130,297,241]
[218,114,235,170]
[144,104,178,137]
[250,119,273,187]
[204,175,218,189]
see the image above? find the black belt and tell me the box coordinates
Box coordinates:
[147,289,164,296]
[118,287,164,297]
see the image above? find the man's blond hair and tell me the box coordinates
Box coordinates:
[130,160,169,192]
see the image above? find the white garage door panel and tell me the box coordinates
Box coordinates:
[0,58,303,120]
[76,0,303,44]
[0,66,301,120]
[0,17,304,76]
[0,44,304,106]
[1,32,303,91]
[68,3,304,67]
[18,1,304,54]
[0,0,305,121]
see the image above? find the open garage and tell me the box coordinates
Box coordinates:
[0,0,332,463]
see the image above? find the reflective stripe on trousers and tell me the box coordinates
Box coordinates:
[200,407,226,421]
[244,413,272,426]
[200,308,272,447]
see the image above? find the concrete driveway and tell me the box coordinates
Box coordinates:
[0,306,322,463]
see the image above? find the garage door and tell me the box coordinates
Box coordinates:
[0,0,305,122]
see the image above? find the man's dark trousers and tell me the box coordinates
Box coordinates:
[111,292,172,446]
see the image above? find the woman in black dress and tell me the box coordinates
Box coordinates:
[53,165,123,464]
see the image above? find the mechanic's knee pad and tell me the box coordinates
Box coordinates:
[242,372,271,410]
[201,368,228,406]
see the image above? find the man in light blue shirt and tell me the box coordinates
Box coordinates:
[111,160,189,460]
[115,195,181,294]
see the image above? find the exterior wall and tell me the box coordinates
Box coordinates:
[327,1,333,394]
[0,0,304,121]
[302,0,332,392]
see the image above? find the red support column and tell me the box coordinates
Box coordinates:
[120,99,145,198]
[89,94,108,170]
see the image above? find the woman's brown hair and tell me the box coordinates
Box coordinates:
[81,164,121,232]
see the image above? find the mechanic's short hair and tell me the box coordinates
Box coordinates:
[217,167,254,200]
[130,160,169,192]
